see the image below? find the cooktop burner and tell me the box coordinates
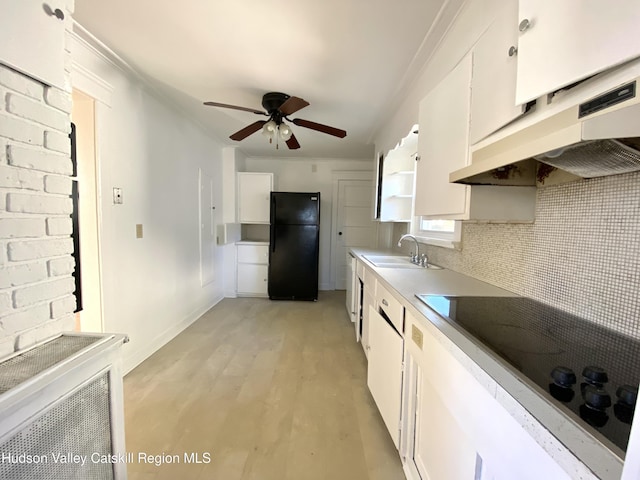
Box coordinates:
[416,294,640,453]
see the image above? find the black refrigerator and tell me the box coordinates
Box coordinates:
[268,192,320,301]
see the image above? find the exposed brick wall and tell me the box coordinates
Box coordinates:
[0,1,76,356]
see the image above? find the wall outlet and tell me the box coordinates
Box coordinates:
[113,187,123,204]
[136,224,143,239]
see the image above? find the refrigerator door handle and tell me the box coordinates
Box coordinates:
[271,226,276,252]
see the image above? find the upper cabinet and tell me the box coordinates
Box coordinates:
[415,55,472,218]
[0,1,67,89]
[515,0,640,105]
[470,0,526,145]
[415,53,536,221]
[237,172,273,224]
[378,127,417,222]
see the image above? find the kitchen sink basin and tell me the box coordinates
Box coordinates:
[362,255,443,270]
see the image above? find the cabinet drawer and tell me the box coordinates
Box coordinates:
[376,282,404,335]
[237,244,269,264]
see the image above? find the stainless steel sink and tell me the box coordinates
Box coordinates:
[362,255,443,269]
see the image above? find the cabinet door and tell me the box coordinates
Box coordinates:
[367,306,403,449]
[413,361,478,479]
[237,173,273,223]
[345,254,357,321]
[414,54,472,217]
[0,1,66,89]
[516,0,640,104]
[361,289,374,358]
[470,0,525,144]
[237,264,268,295]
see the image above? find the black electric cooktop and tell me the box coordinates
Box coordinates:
[416,294,640,454]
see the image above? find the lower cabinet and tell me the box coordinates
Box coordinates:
[361,279,375,358]
[345,253,357,322]
[237,243,269,297]
[367,305,404,449]
[401,310,571,480]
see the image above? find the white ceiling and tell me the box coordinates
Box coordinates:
[73,0,454,159]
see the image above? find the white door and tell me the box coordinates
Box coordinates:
[333,179,377,290]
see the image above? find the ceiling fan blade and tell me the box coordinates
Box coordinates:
[292,118,347,138]
[203,101,266,115]
[279,96,310,116]
[230,120,267,141]
[286,133,301,150]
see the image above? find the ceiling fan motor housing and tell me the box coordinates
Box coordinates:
[262,92,290,115]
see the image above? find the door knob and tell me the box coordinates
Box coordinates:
[338,232,343,235]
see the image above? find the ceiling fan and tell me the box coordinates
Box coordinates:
[203,92,347,150]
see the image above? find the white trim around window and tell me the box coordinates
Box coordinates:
[411,217,462,249]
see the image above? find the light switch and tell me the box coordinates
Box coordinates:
[136,224,143,239]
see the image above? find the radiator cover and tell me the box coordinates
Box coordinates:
[0,333,128,480]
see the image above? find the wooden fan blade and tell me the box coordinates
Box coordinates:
[204,101,266,115]
[279,96,310,116]
[286,133,301,150]
[230,120,267,141]
[292,118,347,138]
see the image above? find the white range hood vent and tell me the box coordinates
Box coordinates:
[451,78,640,186]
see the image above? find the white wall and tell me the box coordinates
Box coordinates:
[243,157,373,290]
[70,31,226,373]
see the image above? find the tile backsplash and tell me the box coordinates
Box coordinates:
[399,171,640,338]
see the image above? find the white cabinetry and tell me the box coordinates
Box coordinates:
[237,243,269,297]
[345,253,357,323]
[401,311,570,480]
[516,0,640,105]
[360,264,375,358]
[379,128,417,222]
[367,282,404,448]
[0,0,67,89]
[237,173,273,224]
[367,305,403,449]
[415,53,535,222]
[470,0,525,144]
[414,54,472,218]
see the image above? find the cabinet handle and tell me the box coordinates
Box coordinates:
[43,4,65,20]
[519,18,531,32]
[508,46,518,57]
[382,299,389,307]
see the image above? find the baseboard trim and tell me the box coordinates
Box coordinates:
[122,294,224,375]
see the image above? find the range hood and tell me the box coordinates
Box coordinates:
[451,77,640,186]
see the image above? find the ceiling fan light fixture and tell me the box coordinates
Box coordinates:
[278,123,293,141]
[262,120,277,138]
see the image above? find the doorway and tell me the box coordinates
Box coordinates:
[71,89,103,333]
[331,173,378,290]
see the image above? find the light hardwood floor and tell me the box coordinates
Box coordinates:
[123,291,406,480]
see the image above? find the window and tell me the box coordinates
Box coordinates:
[412,217,461,248]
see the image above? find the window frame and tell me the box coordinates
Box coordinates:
[411,216,462,249]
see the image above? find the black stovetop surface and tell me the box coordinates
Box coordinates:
[416,294,640,453]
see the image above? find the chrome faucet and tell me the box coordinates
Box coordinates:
[398,234,421,264]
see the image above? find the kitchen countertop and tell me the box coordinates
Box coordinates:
[350,247,619,480]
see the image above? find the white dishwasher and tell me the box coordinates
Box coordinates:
[367,282,404,449]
